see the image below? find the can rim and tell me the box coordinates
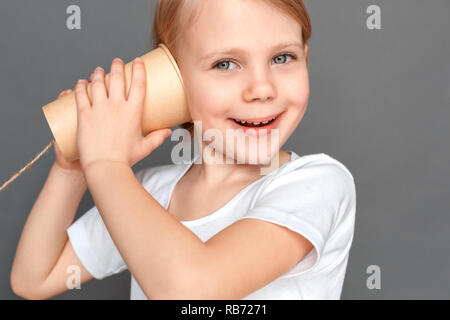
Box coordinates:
[158,43,185,91]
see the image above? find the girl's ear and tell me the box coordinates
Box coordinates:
[304,43,309,65]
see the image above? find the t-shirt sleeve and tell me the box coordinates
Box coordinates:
[236,158,356,279]
[66,168,148,280]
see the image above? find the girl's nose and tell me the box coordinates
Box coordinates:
[243,72,277,102]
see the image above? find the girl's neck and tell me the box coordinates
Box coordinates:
[190,148,292,187]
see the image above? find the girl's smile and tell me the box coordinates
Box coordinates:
[228,110,285,137]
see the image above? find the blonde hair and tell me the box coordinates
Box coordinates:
[152,0,312,136]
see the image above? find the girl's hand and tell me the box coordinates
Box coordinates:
[53,89,85,176]
[74,57,172,172]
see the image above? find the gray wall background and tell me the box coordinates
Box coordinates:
[1,0,449,299]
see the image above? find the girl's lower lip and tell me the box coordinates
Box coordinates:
[228,112,283,137]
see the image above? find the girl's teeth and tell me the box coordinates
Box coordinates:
[233,116,277,127]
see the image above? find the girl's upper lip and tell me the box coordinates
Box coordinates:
[230,113,281,122]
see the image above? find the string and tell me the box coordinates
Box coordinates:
[0,139,55,192]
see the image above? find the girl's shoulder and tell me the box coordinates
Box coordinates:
[261,152,356,222]
[283,151,355,183]
[268,152,356,202]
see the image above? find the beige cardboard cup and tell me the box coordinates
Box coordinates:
[42,44,190,162]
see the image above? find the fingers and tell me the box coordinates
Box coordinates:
[142,128,172,155]
[58,89,73,99]
[109,58,125,101]
[90,67,108,105]
[127,57,146,104]
[74,79,91,113]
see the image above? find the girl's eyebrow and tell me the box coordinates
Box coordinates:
[199,41,304,62]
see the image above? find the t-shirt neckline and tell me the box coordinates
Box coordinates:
[165,150,299,227]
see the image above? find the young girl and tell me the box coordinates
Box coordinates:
[10,0,356,300]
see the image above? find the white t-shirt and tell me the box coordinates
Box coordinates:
[67,150,356,300]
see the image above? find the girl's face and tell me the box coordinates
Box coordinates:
[175,0,310,165]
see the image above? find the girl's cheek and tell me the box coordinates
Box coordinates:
[290,74,310,105]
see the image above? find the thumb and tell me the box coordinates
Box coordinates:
[142,128,172,154]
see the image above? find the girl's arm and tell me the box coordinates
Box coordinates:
[82,161,314,300]
[10,163,91,298]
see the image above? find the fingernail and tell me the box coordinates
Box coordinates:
[96,66,103,72]
[134,57,143,63]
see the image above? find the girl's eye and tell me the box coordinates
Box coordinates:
[214,60,238,71]
[213,53,297,71]
[273,53,296,64]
